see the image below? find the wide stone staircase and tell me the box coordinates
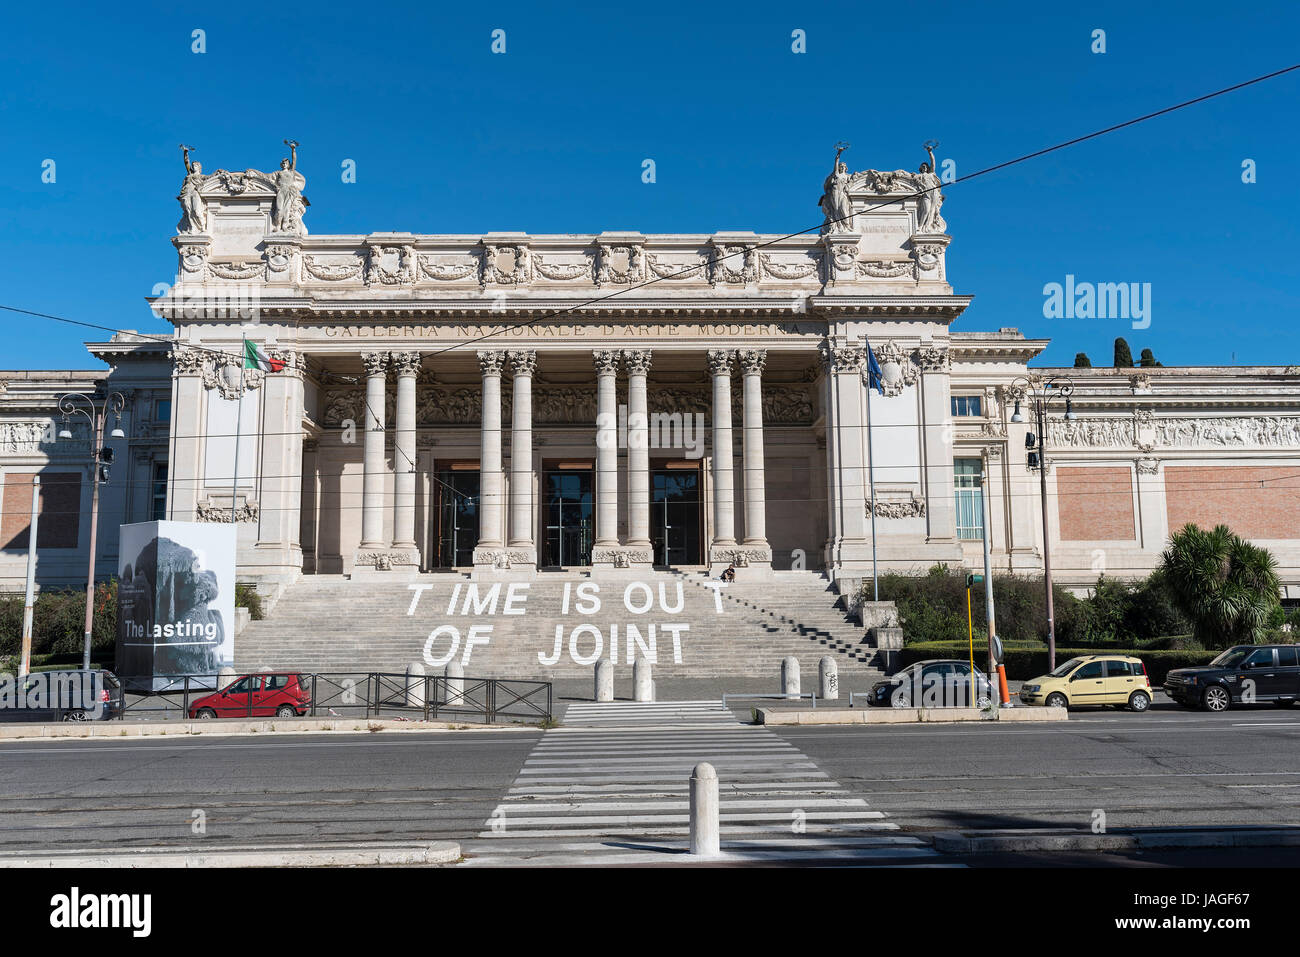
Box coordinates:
[236,569,886,682]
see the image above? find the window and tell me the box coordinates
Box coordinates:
[1106,660,1134,677]
[151,463,168,522]
[1277,647,1298,667]
[1074,661,1105,680]
[155,399,172,422]
[1244,648,1275,668]
[950,395,983,417]
[954,458,984,540]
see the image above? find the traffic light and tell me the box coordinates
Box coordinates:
[97,446,113,484]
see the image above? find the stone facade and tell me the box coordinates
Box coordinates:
[2,153,1299,602]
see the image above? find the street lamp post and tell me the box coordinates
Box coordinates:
[1009,375,1076,672]
[58,392,126,671]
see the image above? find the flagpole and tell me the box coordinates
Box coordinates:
[231,337,246,524]
[865,343,879,602]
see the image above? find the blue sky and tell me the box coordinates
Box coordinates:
[1,0,1296,369]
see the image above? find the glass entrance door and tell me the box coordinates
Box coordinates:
[652,466,702,566]
[433,468,480,568]
[542,469,593,567]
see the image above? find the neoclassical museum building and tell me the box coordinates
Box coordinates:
[3,152,1299,604]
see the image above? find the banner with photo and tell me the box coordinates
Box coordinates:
[115,521,235,692]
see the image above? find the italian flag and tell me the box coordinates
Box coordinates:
[243,340,286,373]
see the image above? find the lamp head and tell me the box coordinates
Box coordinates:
[1010,400,1023,423]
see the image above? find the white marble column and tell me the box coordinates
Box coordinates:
[476,351,506,560]
[390,351,422,562]
[593,350,621,552]
[507,350,537,562]
[359,351,389,549]
[737,349,770,557]
[624,350,652,559]
[708,349,736,561]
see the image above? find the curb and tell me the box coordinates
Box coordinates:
[0,840,462,868]
[932,827,1300,854]
[0,717,541,742]
[758,706,1068,726]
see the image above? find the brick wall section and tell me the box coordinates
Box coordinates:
[1166,466,1300,540]
[1,471,82,549]
[1056,466,1135,541]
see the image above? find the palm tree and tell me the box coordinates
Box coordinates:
[1158,524,1282,648]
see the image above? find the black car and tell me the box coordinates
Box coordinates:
[0,669,123,722]
[868,659,993,708]
[1165,645,1300,712]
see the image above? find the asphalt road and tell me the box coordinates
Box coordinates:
[3,701,1300,862]
[0,730,539,852]
[774,702,1300,832]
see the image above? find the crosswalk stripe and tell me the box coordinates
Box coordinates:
[460,701,949,867]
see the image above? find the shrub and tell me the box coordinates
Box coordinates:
[0,581,117,658]
[1158,524,1282,648]
[235,583,265,621]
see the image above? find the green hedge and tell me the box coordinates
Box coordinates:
[898,641,1219,685]
[0,582,117,660]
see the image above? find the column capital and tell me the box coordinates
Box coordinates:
[706,349,734,377]
[478,350,507,376]
[507,349,538,377]
[737,349,767,375]
[361,351,390,377]
[622,349,652,377]
[390,351,423,378]
[820,343,865,375]
[593,349,622,376]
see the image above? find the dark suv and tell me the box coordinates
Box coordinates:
[1165,644,1300,712]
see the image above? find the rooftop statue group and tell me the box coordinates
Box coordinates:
[177,139,310,236]
[819,141,946,236]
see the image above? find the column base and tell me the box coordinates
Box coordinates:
[590,546,654,575]
[351,547,421,577]
[472,546,537,577]
[708,545,773,577]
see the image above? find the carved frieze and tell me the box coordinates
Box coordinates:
[646,253,707,280]
[759,253,820,281]
[482,245,532,287]
[302,255,364,282]
[197,499,260,523]
[533,254,595,282]
[872,494,926,519]
[597,245,645,286]
[709,244,757,286]
[1049,414,1300,449]
[857,260,914,280]
[418,256,479,282]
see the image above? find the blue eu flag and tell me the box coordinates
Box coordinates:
[865,341,885,396]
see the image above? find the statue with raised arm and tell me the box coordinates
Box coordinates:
[260,139,309,234]
[176,144,211,234]
[914,140,946,234]
[818,142,856,235]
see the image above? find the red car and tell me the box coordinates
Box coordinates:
[189,673,311,719]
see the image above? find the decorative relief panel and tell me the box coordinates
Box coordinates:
[1048,415,1300,449]
[482,245,532,287]
[533,254,595,282]
[646,253,707,280]
[302,255,364,282]
[709,244,757,286]
[597,245,645,286]
[197,499,260,523]
[418,255,479,282]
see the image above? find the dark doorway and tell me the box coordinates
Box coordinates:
[652,461,703,566]
[433,464,479,568]
[542,464,593,568]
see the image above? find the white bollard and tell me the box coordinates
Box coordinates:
[595,659,614,702]
[405,661,426,708]
[633,657,653,702]
[690,762,720,856]
[780,656,800,698]
[445,661,464,706]
[819,656,839,701]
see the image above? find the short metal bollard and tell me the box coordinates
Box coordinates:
[445,661,464,706]
[405,662,426,708]
[595,659,614,702]
[690,762,720,856]
[819,656,839,701]
[633,657,653,702]
[780,656,800,697]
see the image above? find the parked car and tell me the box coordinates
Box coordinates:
[1019,655,1152,711]
[868,659,993,708]
[188,673,312,719]
[0,669,123,722]
[1164,644,1300,712]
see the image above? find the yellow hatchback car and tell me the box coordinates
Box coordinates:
[1018,655,1152,712]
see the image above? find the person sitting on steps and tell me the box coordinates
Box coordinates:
[720,563,736,583]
